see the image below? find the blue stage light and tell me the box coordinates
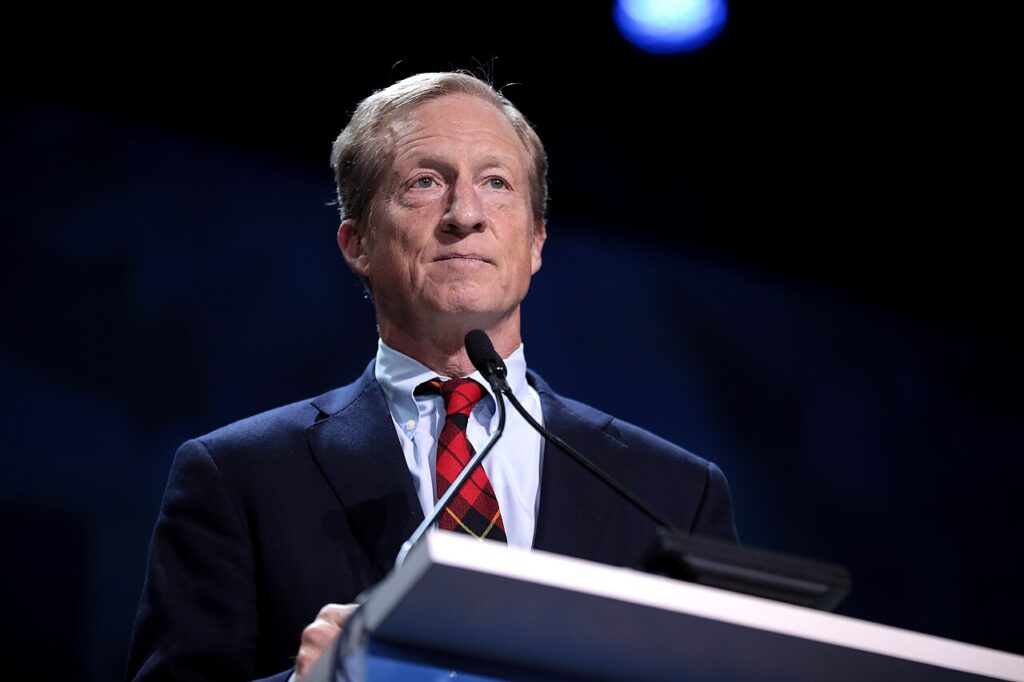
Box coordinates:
[614,0,728,54]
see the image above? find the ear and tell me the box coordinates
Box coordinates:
[338,219,371,277]
[529,220,547,275]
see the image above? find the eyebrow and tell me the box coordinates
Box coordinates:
[477,154,516,168]
[404,153,518,173]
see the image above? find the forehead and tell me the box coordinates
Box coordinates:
[384,94,528,168]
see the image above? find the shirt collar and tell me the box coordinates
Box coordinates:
[375,338,530,436]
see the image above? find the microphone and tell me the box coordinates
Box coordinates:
[465,328,508,392]
[392,331,851,615]
[393,331,509,568]
[464,330,682,534]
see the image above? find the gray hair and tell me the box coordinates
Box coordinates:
[330,72,548,231]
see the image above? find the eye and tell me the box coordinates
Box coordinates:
[487,177,508,190]
[412,176,436,189]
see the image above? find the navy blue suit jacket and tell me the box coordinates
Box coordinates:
[127,362,737,681]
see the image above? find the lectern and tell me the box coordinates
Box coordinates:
[306,532,1024,681]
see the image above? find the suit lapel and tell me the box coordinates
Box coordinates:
[303,365,631,571]
[531,380,629,562]
[305,364,424,576]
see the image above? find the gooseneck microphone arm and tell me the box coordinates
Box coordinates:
[393,351,508,569]
[464,329,683,535]
[498,385,681,534]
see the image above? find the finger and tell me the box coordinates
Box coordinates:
[302,621,340,649]
[295,604,358,680]
[295,643,316,678]
[317,602,359,626]
[295,631,339,679]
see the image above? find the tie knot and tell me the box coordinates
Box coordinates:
[417,377,484,417]
[440,378,484,417]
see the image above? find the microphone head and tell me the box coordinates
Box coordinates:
[465,329,507,381]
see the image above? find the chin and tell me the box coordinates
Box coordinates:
[434,295,513,324]
[433,282,490,309]
[426,281,526,323]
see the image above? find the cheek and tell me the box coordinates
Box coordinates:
[373,208,432,259]
[488,194,526,217]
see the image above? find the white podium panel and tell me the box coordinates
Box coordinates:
[335,532,1024,681]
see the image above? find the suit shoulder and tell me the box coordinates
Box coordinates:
[196,396,319,454]
[611,416,712,468]
[553,392,717,472]
[189,365,376,464]
[530,371,737,542]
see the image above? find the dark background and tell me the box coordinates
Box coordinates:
[2,3,1020,679]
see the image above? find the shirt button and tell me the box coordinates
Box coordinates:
[405,419,415,431]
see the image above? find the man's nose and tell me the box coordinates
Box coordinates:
[442,178,485,234]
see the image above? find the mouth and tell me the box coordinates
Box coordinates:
[435,253,492,264]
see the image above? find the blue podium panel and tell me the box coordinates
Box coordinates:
[342,632,1000,682]
[344,639,584,682]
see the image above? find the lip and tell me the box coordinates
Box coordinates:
[434,253,493,264]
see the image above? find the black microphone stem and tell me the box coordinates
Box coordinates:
[394,386,507,568]
[500,387,682,535]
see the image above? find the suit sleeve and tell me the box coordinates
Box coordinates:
[690,461,739,543]
[127,438,286,681]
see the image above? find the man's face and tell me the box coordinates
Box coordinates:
[342,93,545,336]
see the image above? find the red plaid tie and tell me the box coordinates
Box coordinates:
[417,377,506,542]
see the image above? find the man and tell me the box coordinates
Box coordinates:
[127,72,737,682]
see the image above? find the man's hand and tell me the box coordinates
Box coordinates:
[295,603,359,680]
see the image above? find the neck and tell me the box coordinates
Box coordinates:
[379,311,523,377]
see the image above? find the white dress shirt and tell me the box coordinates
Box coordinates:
[374,339,545,548]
